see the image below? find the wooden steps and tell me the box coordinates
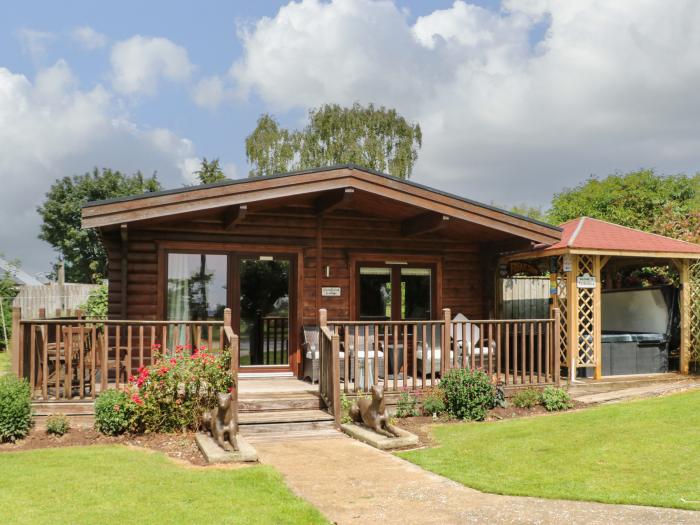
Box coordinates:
[238,392,325,412]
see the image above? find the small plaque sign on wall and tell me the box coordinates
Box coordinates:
[321,286,341,297]
[576,274,596,288]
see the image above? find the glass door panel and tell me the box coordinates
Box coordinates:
[401,267,432,320]
[166,253,227,351]
[358,267,392,320]
[239,257,290,366]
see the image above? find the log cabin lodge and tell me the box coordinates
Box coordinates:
[11,165,700,423]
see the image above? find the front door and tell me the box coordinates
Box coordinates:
[237,256,291,369]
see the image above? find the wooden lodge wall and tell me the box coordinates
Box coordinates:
[102,205,492,328]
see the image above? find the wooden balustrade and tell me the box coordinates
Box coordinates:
[328,308,560,394]
[318,309,341,426]
[13,307,238,401]
[257,315,289,365]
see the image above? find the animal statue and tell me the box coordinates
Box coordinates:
[350,384,400,438]
[202,392,239,451]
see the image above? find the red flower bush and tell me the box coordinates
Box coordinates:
[122,344,234,433]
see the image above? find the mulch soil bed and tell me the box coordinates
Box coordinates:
[395,400,590,448]
[0,428,207,466]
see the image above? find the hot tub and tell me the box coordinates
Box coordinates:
[601,332,668,376]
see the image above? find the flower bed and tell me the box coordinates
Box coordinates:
[96,344,234,435]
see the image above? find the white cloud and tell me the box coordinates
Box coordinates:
[230,0,700,207]
[16,28,54,63]
[72,26,108,50]
[110,35,194,95]
[192,76,227,109]
[0,61,198,274]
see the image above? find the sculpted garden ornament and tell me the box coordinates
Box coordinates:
[202,392,239,451]
[350,385,400,438]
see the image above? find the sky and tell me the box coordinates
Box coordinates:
[2,0,700,278]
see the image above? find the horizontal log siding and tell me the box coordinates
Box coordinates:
[103,206,486,327]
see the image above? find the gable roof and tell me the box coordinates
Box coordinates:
[0,257,43,286]
[541,217,700,256]
[81,164,562,244]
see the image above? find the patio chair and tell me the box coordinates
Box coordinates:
[415,324,449,377]
[416,314,495,376]
[302,326,348,383]
[302,326,320,383]
[342,326,385,385]
[452,313,494,366]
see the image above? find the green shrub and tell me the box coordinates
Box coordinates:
[440,368,495,421]
[46,413,70,436]
[511,388,541,409]
[540,386,573,411]
[396,390,419,418]
[95,389,136,436]
[79,283,108,318]
[421,386,446,416]
[340,394,353,424]
[0,375,33,442]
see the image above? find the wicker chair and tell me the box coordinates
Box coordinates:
[302,326,320,383]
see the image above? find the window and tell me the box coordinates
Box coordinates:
[401,267,432,320]
[359,267,392,320]
[167,253,228,322]
[357,264,433,321]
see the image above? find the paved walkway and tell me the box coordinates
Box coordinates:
[572,379,700,404]
[256,436,700,525]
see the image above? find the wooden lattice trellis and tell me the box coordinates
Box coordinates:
[690,260,700,367]
[555,256,569,366]
[576,255,597,368]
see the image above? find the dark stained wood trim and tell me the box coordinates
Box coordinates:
[401,212,450,237]
[316,216,323,322]
[315,188,354,215]
[120,224,128,318]
[348,253,442,321]
[222,204,247,230]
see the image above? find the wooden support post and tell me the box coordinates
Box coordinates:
[442,308,451,376]
[566,255,578,382]
[11,307,21,377]
[120,224,128,319]
[319,308,327,328]
[593,255,602,379]
[679,259,691,375]
[331,332,341,427]
[553,308,561,385]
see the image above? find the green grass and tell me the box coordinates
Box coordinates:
[0,446,328,525]
[399,391,700,510]
[0,350,9,374]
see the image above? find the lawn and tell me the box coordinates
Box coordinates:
[399,390,700,511]
[0,446,328,525]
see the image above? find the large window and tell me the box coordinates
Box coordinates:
[358,264,433,321]
[167,253,228,323]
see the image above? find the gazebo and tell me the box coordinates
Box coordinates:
[503,217,700,380]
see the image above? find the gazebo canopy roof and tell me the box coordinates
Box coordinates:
[510,216,700,260]
[551,217,700,254]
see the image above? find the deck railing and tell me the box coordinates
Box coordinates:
[319,309,341,426]
[327,308,560,395]
[11,306,241,403]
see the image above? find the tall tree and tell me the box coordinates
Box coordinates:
[547,169,700,233]
[245,103,422,179]
[38,168,162,283]
[194,157,227,184]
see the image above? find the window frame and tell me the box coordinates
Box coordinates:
[354,260,438,321]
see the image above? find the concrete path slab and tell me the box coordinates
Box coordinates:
[573,379,700,404]
[256,435,699,525]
